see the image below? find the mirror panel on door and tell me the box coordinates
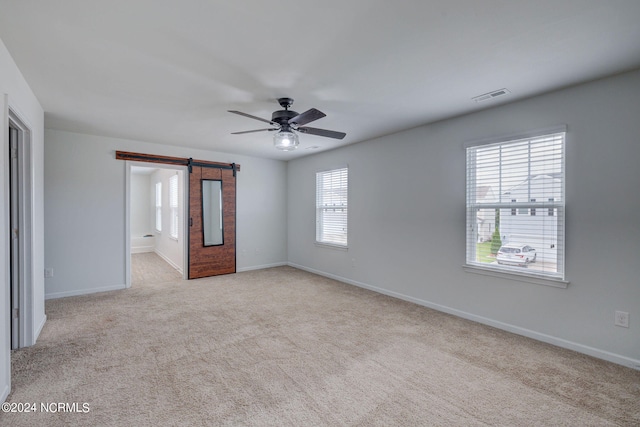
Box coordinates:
[202,179,223,246]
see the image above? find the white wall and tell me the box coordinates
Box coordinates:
[287,69,640,368]
[130,172,152,238]
[0,39,46,402]
[149,168,184,272]
[44,129,288,298]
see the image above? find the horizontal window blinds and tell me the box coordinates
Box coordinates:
[155,182,162,232]
[316,167,348,246]
[466,132,565,279]
[169,174,179,239]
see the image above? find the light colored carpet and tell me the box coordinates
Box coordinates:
[131,252,182,286]
[3,266,639,426]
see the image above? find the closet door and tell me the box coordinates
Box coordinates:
[188,165,236,278]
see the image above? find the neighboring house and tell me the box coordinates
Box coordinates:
[476,186,497,242]
[500,174,562,264]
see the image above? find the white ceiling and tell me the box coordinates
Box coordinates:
[131,166,156,175]
[1,1,640,160]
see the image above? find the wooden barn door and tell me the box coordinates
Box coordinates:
[188,165,236,278]
[115,151,238,280]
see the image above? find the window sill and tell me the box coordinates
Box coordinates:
[463,264,569,289]
[315,242,348,251]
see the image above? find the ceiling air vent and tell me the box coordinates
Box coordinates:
[472,88,510,103]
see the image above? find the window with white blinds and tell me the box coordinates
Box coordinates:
[155,182,162,232]
[169,174,179,239]
[466,129,565,280]
[316,167,348,247]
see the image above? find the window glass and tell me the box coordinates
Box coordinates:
[169,174,179,239]
[155,182,162,232]
[316,167,348,247]
[466,131,565,279]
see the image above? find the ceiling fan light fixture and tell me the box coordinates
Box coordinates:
[273,130,299,151]
[229,98,345,149]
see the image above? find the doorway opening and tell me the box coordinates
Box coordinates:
[118,151,238,281]
[127,163,187,287]
[8,110,34,349]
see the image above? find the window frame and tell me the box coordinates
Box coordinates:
[169,174,179,240]
[155,181,162,233]
[464,126,568,288]
[315,166,349,248]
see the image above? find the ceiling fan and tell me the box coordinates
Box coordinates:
[228,98,346,151]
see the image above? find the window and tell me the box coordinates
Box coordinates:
[316,167,348,247]
[155,182,162,232]
[466,129,565,281]
[169,174,179,239]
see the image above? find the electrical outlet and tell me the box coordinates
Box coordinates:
[614,311,629,328]
[44,268,54,278]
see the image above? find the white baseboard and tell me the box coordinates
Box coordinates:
[288,262,640,371]
[45,284,126,300]
[34,314,47,342]
[154,249,183,274]
[1,384,9,404]
[237,262,288,273]
[131,246,154,254]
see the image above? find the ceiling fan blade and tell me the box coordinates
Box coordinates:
[231,128,277,135]
[297,126,346,140]
[288,108,326,126]
[228,110,277,126]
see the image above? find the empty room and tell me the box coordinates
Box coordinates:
[1,1,639,425]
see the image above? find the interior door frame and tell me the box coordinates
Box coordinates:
[117,151,239,282]
[9,123,20,349]
[6,106,34,349]
[125,161,189,287]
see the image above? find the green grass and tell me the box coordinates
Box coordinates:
[476,241,496,263]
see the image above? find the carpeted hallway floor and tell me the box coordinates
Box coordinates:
[131,252,183,286]
[2,266,639,426]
